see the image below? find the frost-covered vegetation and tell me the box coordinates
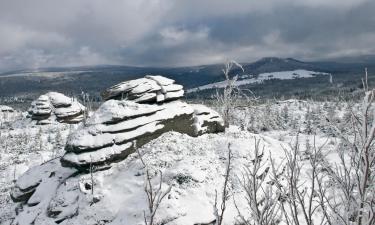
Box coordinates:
[0,70,375,225]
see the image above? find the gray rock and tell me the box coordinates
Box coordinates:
[191,104,225,136]
[0,105,15,113]
[101,75,184,103]
[28,92,86,124]
[61,100,196,169]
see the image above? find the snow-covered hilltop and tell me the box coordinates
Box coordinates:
[2,73,374,225]
[187,69,330,93]
[5,75,227,224]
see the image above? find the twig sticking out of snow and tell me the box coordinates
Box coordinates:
[136,141,172,225]
[213,143,233,225]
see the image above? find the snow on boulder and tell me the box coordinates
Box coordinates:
[191,104,225,136]
[10,159,77,224]
[60,99,225,170]
[101,75,184,103]
[0,105,14,113]
[61,100,196,169]
[28,92,86,124]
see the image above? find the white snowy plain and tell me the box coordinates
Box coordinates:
[187,69,330,93]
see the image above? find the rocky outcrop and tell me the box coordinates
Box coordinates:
[10,75,227,224]
[28,92,86,124]
[191,104,225,136]
[61,75,224,170]
[101,75,184,103]
[0,105,14,113]
[10,159,77,224]
[61,100,197,169]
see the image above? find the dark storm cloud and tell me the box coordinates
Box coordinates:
[0,0,374,71]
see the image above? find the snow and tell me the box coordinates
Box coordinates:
[191,104,224,134]
[164,90,184,100]
[28,92,86,124]
[86,100,162,125]
[0,98,357,225]
[67,101,194,152]
[187,69,331,93]
[63,142,134,164]
[145,75,175,86]
[0,105,14,112]
[102,75,184,103]
[161,84,184,93]
[47,92,73,107]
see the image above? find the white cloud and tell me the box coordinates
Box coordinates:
[0,0,374,71]
[159,27,209,46]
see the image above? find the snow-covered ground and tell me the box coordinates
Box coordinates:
[0,99,358,224]
[187,70,330,93]
[0,110,78,223]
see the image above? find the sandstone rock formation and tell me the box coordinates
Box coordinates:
[101,75,184,103]
[61,100,196,169]
[28,92,86,124]
[61,75,224,170]
[0,105,14,113]
[10,75,226,224]
[61,101,225,169]
[191,104,225,136]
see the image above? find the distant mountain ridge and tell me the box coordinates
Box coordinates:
[1,56,375,100]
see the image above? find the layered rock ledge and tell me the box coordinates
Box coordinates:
[28,92,86,124]
[101,75,184,103]
[61,100,224,169]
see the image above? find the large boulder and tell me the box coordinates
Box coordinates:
[0,105,15,113]
[191,104,225,136]
[61,76,224,170]
[28,92,86,124]
[61,100,196,169]
[101,75,184,103]
[60,102,225,170]
[10,159,77,225]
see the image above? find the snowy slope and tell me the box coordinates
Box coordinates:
[187,69,330,93]
[0,100,352,224]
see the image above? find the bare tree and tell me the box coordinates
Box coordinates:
[215,60,244,127]
[136,142,172,225]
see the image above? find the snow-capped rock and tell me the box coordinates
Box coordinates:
[61,100,197,169]
[101,75,184,103]
[8,76,227,224]
[0,105,14,113]
[27,92,86,124]
[191,104,225,136]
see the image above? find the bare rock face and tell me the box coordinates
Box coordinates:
[101,75,184,103]
[28,92,86,124]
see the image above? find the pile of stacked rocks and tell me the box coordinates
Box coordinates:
[101,75,184,103]
[61,75,224,169]
[28,92,86,124]
[0,105,14,113]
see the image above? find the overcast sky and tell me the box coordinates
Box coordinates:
[0,0,375,71]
